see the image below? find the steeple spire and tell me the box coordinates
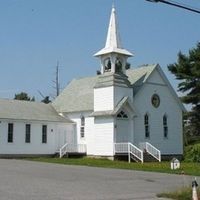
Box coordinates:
[94,6,133,57]
[105,5,122,49]
[94,6,133,75]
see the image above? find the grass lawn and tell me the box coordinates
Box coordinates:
[157,187,200,200]
[26,157,200,176]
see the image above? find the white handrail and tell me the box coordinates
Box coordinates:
[114,143,143,163]
[115,143,129,153]
[128,143,144,163]
[140,142,161,162]
[59,143,87,158]
[59,143,68,158]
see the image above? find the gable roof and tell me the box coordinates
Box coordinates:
[127,64,156,85]
[0,99,72,123]
[53,76,98,113]
[52,64,157,113]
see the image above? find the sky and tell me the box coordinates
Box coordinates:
[0,0,200,101]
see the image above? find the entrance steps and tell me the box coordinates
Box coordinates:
[58,143,87,158]
[115,142,161,163]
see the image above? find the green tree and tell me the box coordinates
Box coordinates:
[14,92,35,101]
[168,42,200,136]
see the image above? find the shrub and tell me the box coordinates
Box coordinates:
[184,143,200,162]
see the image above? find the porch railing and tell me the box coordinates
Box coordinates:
[114,143,143,163]
[59,143,68,158]
[140,142,161,162]
[59,143,87,158]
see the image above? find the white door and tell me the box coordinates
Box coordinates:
[116,119,130,143]
[57,129,67,149]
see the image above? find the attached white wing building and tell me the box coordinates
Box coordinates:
[0,7,185,161]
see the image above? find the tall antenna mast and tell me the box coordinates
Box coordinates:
[56,61,60,97]
[52,61,61,97]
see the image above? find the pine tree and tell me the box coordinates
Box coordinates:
[168,42,200,136]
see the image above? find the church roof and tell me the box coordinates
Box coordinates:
[0,99,72,123]
[94,6,133,57]
[52,64,157,113]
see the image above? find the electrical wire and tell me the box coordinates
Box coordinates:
[147,0,200,14]
[160,0,200,14]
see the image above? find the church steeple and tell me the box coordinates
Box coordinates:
[94,6,133,74]
[105,5,122,49]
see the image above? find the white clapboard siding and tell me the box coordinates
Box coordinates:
[93,117,114,156]
[133,69,183,155]
[94,87,114,111]
[114,86,133,107]
[0,120,72,155]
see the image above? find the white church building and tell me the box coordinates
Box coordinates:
[0,7,185,162]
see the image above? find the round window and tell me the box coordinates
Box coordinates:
[151,94,160,108]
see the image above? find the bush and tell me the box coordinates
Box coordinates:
[184,143,200,162]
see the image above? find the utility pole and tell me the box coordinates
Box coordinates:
[56,61,60,97]
[53,61,61,98]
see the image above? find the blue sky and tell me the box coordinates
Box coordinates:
[0,0,200,100]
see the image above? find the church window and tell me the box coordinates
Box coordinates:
[42,125,47,143]
[80,116,85,138]
[163,114,168,138]
[8,123,13,143]
[144,114,150,138]
[25,124,31,143]
[104,58,111,72]
[151,94,160,108]
[115,57,122,73]
[117,110,128,119]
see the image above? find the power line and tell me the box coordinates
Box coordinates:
[146,0,200,14]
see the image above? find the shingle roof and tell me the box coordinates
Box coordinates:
[53,76,98,113]
[127,64,156,85]
[52,64,157,113]
[0,99,72,123]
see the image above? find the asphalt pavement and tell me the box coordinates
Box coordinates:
[0,159,194,200]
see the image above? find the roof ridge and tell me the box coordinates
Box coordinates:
[0,98,50,106]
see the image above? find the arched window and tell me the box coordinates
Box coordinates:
[117,110,128,119]
[104,58,111,72]
[144,114,150,138]
[115,57,122,73]
[163,114,168,138]
[80,116,85,138]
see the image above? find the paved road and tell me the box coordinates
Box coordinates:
[0,159,194,200]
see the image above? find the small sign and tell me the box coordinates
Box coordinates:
[170,158,180,170]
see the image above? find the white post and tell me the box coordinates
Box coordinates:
[128,143,131,163]
[159,152,161,162]
[59,149,62,158]
[113,143,115,156]
[192,178,198,200]
[141,151,144,163]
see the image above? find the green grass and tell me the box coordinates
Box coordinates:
[25,157,200,176]
[157,187,200,200]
